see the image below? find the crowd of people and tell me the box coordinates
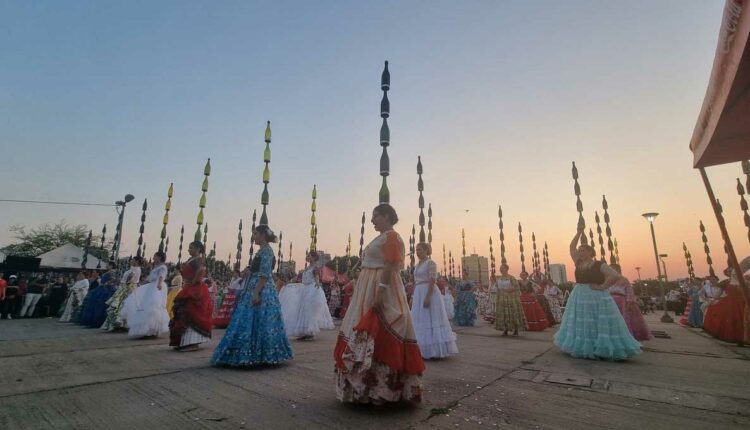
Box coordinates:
[2,204,748,406]
[677,264,750,345]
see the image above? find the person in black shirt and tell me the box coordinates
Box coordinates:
[1,275,21,319]
[46,276,69,318]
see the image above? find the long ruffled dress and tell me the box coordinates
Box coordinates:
[479,286,495,322]
[686,286,704,328]
[554,261,641,360]
[59,280,89,323]
[454,281,478,326]
[169,257,213,348]
[211,246,292,366]
[609,279,652,341]
[101,267,141,331]
[81,272,118,328]
[340,281,354,319]
[519,281,549,331]
[410,259,458,358]
[334,230,424,404]
[703,284,746,343]
[121,264,170,337]
[545,285,564,323]
[494,277,526,332]
[72,280,97,324]
[213,277,242,329]
[443,293,455,320]
[166,274,183,320]
[533,284,557,325]
[279,266,334,338]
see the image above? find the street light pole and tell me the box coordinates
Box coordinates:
[659,254,669,283]
[642,212,673,323]
[113,194,135,261]
[635,266,642,281]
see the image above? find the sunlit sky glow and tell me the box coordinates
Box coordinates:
[1,1,748,281]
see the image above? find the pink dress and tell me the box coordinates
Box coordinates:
[609,278,652,341]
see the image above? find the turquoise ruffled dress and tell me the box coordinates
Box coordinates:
[553,261,641,361]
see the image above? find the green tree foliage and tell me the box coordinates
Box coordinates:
[3,221,111,260]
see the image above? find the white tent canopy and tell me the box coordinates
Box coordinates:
[37,243,103,270]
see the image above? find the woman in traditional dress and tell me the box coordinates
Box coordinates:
[328,274,342,318]
[169,241,213,351]
[608,264,652,341]
[166,265,183,320]
[553,226,641,360]
[279,250,335,340]
[479,278,494,322]
[685,281,704,328]
[211,226,292,365]
[213,270,243,329]
[81,261,119,328]
[121,252,170,338]
[453,278,478,326]
[438,277,455,320]
[703,267,748,344]
[518,272,550,331]
[60,272,89,323]
[494,265,527,336]
[410,242,458,359]
[101,257,142,331]
[334,204,424,404]
[531,275,556,325]
[339,268,357,319]
[72,272,98,324]
[542,279,563,323]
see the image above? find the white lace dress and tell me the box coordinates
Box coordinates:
[410,259,458,358]
[279,266,334,337]
[121,264,170,337]
[442,287,455,320]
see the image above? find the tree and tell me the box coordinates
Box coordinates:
[2,221,111,260]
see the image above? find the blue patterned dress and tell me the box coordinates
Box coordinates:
[453,281,478,327]
[211,245,293,366]
[80,271,118,328]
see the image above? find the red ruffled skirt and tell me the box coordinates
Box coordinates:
[520,292,549,331]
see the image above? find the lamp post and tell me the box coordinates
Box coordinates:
[113,194,135,261]
[642,212,673,323]
[659,254,669,283]
[635,266,642,281]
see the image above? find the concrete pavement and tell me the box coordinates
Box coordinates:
[0,314,748,429]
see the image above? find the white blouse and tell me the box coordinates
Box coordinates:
[414,259,437,285]
[495,277,516,291]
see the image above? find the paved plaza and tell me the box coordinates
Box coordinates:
[0,314,748,429]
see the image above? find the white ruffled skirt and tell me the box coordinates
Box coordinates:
[279,282,334,337]
[443,292,455,320]
[411,283,458,359]
[121,281,170,338]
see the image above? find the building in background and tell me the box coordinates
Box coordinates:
[315,250,331,267]
[280,260,296,277]
[462,254,489,286]
[549,263,568,285]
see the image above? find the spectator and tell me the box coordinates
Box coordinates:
[45,275,69,318]
[1,275,21,319]
[0,272,6,306]
[20,273,48,317]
